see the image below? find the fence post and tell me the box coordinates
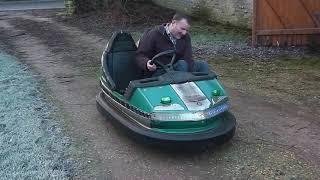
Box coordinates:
[252,0,257,47]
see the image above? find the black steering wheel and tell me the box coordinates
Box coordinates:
[150,49,176,72]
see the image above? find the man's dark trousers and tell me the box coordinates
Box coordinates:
[151,60,209,77]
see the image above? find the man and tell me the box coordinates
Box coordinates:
[135,13,209,77]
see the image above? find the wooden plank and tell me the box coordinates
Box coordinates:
[257,0,285,29]
[268,0,315,28]
[297,35,303,46]
[292,35,297,46]
[273,35,279,46]
[301,35,308,45]
[287,35,293,46]
[257,34,318,47]
[286,35,290,46]
[257,36,261,46]
[315,12,320,27]
[298,0,318,27]
[252,0,320,47]
[256,28,320,35]
[267,36,273,46]
[252,0,258,47]
[293,35,298,46]
[264,0,287,28]
[302,0,320,27]
[289,35,295,46]
[295,35,300,46]
[278,35,284,46]
[262,36,267,46]
[259,36,266,46]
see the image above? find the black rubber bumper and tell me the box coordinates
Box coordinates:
[96,91,236,144]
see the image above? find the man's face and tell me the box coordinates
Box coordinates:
[171,19,190,39]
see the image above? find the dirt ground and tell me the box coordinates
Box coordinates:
[0,4,320,179]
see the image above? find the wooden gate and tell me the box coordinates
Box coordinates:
[252,0,320,47]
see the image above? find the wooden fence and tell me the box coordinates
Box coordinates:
[252,0,320,47]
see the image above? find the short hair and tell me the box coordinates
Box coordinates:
[172,13,190,23]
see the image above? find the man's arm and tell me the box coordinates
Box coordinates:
[182,34,195,71]
[135,29,155,71]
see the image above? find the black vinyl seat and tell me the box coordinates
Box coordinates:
[102,32,140,93]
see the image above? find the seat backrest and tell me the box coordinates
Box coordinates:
[103,32,139,93]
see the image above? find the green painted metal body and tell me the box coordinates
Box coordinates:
[124,79,229,133]
[130,79,226,112]
[101,67,230,134]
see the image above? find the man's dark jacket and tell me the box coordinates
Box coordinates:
[135,24,194,75]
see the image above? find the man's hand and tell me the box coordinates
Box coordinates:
[147,60,157,71]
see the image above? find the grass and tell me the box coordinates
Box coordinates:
[190,22,249,46]
[0,52,75,179]
[206,55,320,109]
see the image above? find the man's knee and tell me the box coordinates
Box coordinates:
[174,60,209,73]
[194,60,209,73]
[174,60,189,72]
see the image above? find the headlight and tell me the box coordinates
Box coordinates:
[211,96,228,105]
[151,103,229,122]
[154,103,184,111]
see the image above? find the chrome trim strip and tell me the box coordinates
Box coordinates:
[101,76,107,84]
[151,103,229,122]
[100,85,152,129]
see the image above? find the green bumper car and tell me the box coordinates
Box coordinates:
[96,31,236,144]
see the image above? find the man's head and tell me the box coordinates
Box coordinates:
[169,13,190,39]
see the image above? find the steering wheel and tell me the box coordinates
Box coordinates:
[150,49,176,72]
